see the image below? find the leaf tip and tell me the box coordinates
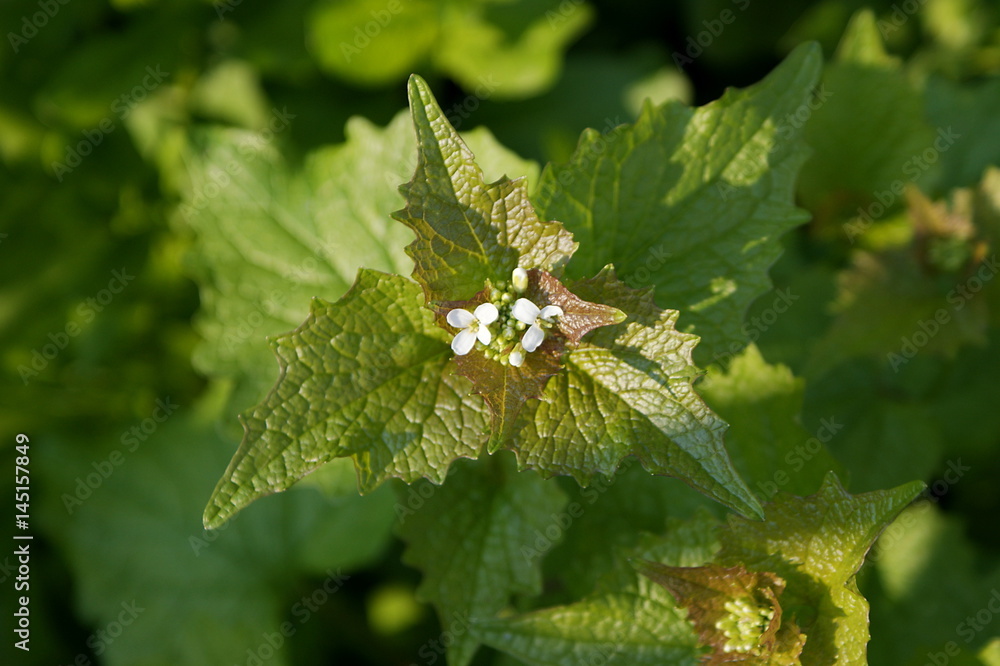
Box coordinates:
[201,496,228,530]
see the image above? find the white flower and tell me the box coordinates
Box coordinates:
[446,303,499,355]
[511,298,563,352]
[512,267,528,293]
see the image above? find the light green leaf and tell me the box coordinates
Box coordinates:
[397,455,567,666]
[699,344,843,501]
[981,639,1000,665]
[717,473,924,665]
[867,501,1000,664]
[307,0,592,98]
[831,9,898,67]
[433,0,593,99]
[533,43,822,362]
[394,74,577,303]
[308,0,439,86]
[203,269,487,528]
[181,116,414,404]
[473,513,719,666]
[514,268,765,520]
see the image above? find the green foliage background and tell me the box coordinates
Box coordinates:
[2,0,1000,664]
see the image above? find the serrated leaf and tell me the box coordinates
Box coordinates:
[393,76,762,520]
[397,455,567,666]
[716,473,924,664]
[532,43,821,362]
[203,269,487,528]
[473,514,720,666]
[394,74,577,303]
[512,268,764,520]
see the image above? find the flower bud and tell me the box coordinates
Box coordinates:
[512,267,528,293]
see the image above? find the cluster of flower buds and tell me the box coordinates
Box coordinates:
[445,268,563,367]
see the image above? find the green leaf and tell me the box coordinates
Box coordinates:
[926,75,1000,191]
[307,0,592,98]
[308,0,439,87]
[798,10,938,225]
[41,395,396,666]
[394,74,577,303]
[717,473,924,665]
[830,8,898,67]
[981,639,1000,666]
[473,513,719,666]
[699,344,843,501]
[203,269,487,528]
[397,455,567,666]
[514,268,765,520]
[432,0,593,99]
[533,43,821,362]
[802,358,947,492]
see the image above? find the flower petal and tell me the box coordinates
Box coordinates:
[512,298,540,325]
[477,324,492,346]
[521,324,545,352]
[539,305,564,321]
[447,308,475,328]
[474,302,499,325]
[509,349,524,367]
[451,328,477,355]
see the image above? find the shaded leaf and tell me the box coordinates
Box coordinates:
[397,455,567,666]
